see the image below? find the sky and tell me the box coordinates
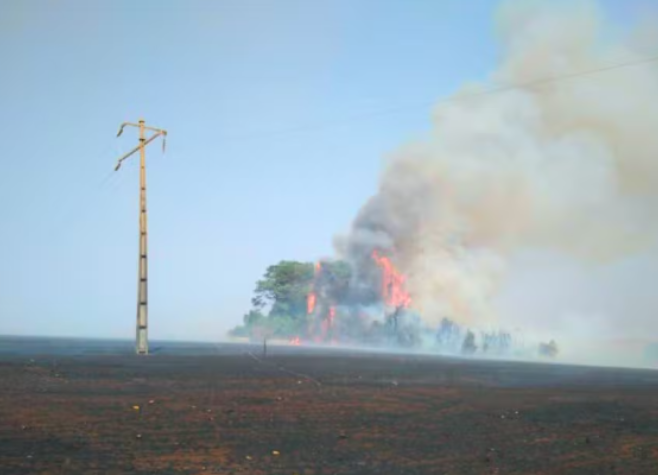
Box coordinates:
[0,0,653,342]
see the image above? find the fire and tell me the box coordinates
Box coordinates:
[289,336,301,346]
[305,261,340,343]
[372,250,412,308]
[328,306,336,327]
[307,292,316,314]
[306,261,322,314]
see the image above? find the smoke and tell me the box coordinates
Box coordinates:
[335,0,658,334]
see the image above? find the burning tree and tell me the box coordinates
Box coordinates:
[231,259,352,341]
[230,254,533,357]
[300,249,418,346]
[230,261,314,340]
[372,250,412,309]
[369,250,421,346]
[230,255,537,358]
[305,260,352,343]
[231,249,419,346]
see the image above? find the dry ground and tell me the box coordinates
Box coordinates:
[1,339,658,474]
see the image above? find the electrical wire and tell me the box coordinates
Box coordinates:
[220,52,658,142]
[42,52,658,236]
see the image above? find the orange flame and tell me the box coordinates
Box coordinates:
[307,292,316,315]
[306,261,323,314]
[289,336,301,346]
[372,250,411,308]
[328,306,336,329]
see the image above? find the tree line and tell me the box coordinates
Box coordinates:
[230,260,351,340]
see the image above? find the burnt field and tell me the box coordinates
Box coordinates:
[1,338,658,474]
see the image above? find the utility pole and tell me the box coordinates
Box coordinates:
[114,119,167,355]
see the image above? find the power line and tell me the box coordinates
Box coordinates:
[43,143,129,238]
[221,52,658,142]
[464,52,658,98]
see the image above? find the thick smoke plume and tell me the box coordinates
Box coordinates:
[336,0,658,333]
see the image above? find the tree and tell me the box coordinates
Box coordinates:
[316,260,352,303]
[462,330,477,355]
[244,309,266,327]
[230,259,354,340]
[252,261,315,319]
[228,310,266,339]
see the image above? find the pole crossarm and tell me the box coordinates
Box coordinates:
[114,130,167,171]
[117,121,167,137]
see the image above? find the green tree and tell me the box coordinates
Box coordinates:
[228,309,266,338]
[230,259,354,339]
[244,309,266,327]
[252,260,315,318]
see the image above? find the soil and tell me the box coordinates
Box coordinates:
[1,337,658,474]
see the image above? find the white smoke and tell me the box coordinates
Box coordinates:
[337,0,658,332]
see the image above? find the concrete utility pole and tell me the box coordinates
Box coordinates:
[114,119,167,355]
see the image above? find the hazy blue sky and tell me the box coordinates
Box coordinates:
[0,0,652,341]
